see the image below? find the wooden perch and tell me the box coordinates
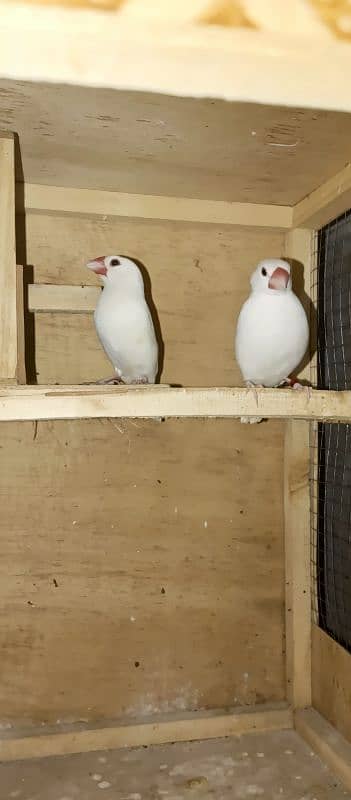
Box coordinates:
[0,385,349,423]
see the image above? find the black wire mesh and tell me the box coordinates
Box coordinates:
[311,210,351,651]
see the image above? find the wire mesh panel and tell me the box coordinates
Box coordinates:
[311,210,351,651]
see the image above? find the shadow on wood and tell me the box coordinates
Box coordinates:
[128,256,164,384]
[14,135,37,384]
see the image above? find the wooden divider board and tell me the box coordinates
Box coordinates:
[0,417,285,722]
[312,626,351,745]
[0,134,17,383]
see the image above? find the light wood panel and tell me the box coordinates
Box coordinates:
[2,79,351,201]
[296,707,351,793]
[0,703,292,761]
[293,163,351,229]
[2,3,351,144]
[284,420,311,708]
[0,417,285,722]
[0,133,17,383]
[312,625,351,745]
[22,214,285,386]
[15,265,26,384]
[20,184,293,228]
[283,227,314,709]
[28,283,100,313]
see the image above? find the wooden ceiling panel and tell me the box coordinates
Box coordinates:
[1,79,351,203]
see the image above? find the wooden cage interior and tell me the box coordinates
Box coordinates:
[1,74,351,797]
[1,214,288,723]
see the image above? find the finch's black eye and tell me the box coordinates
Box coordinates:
[110,258,120,267]
[261,267,267,276]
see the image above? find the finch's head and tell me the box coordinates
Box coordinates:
[251,258,291,294]
[86,255,143,292]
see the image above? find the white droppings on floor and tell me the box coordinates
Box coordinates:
[0,729,349,799]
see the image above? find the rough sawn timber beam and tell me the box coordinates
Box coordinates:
[28,283,100,313]
[18,184,293,229]
[293,163,351,229]
[0,386,349,423]
[0,703,292,762]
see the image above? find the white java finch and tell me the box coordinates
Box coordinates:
[235,258,309,423]
[86,254,158,384]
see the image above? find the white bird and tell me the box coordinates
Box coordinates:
[235,258,309,423]
[86,254,158,385]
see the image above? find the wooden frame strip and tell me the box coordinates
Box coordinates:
[28,283,100,313]
[18,183,293,229]
[0,133,17,383]
[0,385,350,422]
[293,163,351,230]
[16,265,27,384]
[283,228,314,709]
[295,708,351,792]
[0,703,292,762]
[284,420,311,708]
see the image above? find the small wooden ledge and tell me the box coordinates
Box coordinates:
[0,702,292,762]
[0,385,349,423]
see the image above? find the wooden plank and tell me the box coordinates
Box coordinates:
[283,228,314,709]
[295,707,351,793]
[19,184,293,228]
[28,283,100,313]
[0,386,349,422]
[312,625,351,745]
[0,416,285,722]
[293,163,351,230]
[284,420,311,708]
[0,134,17,383]
[15,266,26,384]
[2,7,351,159]
[0,704,292,761]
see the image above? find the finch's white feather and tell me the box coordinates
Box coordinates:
[87,255,158,384]
[235,258,309,387]
[235,258,309,422]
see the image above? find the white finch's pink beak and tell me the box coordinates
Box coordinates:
[86,256,107,276]
[268,267,290,290]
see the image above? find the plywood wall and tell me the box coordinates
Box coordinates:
[0,416,284,724]
[0,213,286,724]
[312,625,351,744]
[20,213,286,386]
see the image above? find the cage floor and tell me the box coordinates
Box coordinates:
[0,728,349,800]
